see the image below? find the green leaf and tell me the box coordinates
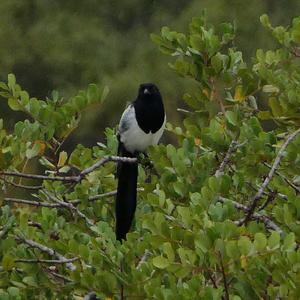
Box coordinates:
[7,73,16,90]
[2,254,15,270]
[8,98,22,111]
[162,242,175,262]
[190,34,204,52]
[7,287,20,298]
[225,110,238,126]
[226,240,239,258]
[0,81,9,90]
[257,111,272,120]
[87,84,98,103]
[101,85,109,102]
[262,85,280,94]
[254,233,267,251]
[152,256,170,269]
[238,236,252,255]
[282,233,296,251]
[23,276,38,287]
[57,151,68,167]
[26,143,41,159]
[260,14,271,28]
[268,231,280,250]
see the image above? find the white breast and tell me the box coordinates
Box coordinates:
[119,105,165,153]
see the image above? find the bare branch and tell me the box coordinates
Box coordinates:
[263,162,300,194]
[218,197,283,234]
[15,257,78,264]
[79,155,137,178]
[258,190,277,211]
[177,108,193,114]
[46,268,73,283]
[0,171,75,182]
[215,140,238,177]
[0,177,42,190]
[136,250,151,270]
[242,128,300,224]
[0,155,137,183]
[4,188,144,208]
[4,197,60,208]
[247,182,288,201]
[15,236,77,271]
[71,190,118,204]
[28,221,42,229]
[71,187,144,205]
[44,191,94,227]
[219,252,229,300]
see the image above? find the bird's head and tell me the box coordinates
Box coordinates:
[138,83,161,99]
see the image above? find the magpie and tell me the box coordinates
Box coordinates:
[115,83,165,241]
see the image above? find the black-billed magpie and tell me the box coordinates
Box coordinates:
[115,83,165,241]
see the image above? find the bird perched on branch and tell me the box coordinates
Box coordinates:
[116,83,165,241]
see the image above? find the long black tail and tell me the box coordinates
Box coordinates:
[115,144,138,241]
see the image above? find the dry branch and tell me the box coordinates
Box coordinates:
[218,197,282,234]
[242,128,300,224]
[0,155,137,183]
[15,236,77,271]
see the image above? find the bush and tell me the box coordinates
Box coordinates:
[1,14,300,299]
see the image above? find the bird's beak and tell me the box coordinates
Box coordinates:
[144,88,150,94]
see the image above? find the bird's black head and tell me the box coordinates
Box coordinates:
[138,83,161,99]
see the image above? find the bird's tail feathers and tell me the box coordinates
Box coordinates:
[115,143,138,241]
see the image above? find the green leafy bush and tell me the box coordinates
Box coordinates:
[1,14,300,299]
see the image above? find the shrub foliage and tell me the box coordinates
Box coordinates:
[1,15,300,299]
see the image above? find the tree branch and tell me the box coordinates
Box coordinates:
[215,139,239,177]
[242,128,300,224]
[219,252,229,300]
[44,191,94,227]
[215,137,246,177]
[0,177,42,190]
[136,250,151,270]
[0,155,137,183]
[15,257,78,264]
[4,197,61,207]
[15,236,77,271]
[263,162,300,194]
[218,197,282,234]
[4,188,144,208]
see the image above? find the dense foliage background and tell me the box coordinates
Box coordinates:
[1,2,300,300]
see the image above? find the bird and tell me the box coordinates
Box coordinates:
[115,83,166,241]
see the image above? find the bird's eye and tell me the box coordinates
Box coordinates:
[144,88,150,94]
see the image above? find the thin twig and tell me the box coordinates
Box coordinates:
[71,190,118,204]
[177,108,193,114]
[4,197,60,207]
[242,128,300,224]
[215,139,238,177]
[136,250,151,270]
[47,268,73,283]
[219,252,229,300]
[207,271,218,289]
[4,189,144,208]
[258,190,277,211]
[44,191,94,227]
[247,182,288,201]
[0,177,42,190]
[27,221,42,229]
[263,162,300,194]
[15,236,77,271]
[15,257,78,264]
[79,156,137,177]
[0,155,137,183]
[218,197,282,234]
